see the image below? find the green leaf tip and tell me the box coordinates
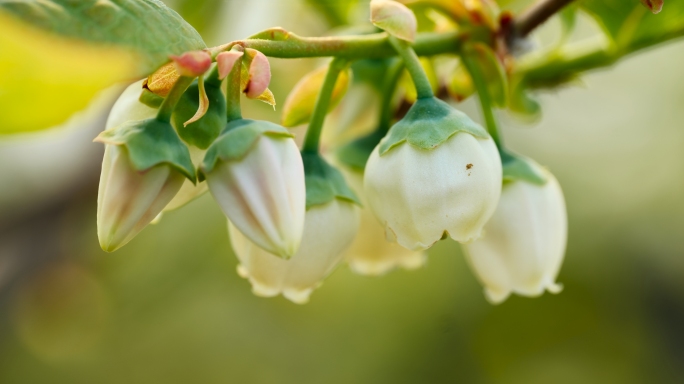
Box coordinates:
[378,97,489,155]
[201,119,294,175]
[302,152,361,209]
[94,118,197,183]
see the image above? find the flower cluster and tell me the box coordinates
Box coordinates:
[95,0,567,305]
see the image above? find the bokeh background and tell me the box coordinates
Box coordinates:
[1,1,683,383]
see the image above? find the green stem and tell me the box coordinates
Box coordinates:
[226,52,243,122]
[156,76,193,123]
[377,59,405,134]
[389,36,433,99]
[462,53,504,151]
[205,64,222,87]
[518,26,684,88]
[209,28,492,59]
[302,58,348,153]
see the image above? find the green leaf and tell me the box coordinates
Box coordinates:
[0,0,206,74]
[508,76,541,120]
[0,0,205,134]
[379,97,488,155]
[301,152,360,209]
[468,43,508,108]
[201,119,294,177]
[558,4,578,43]
[582,0,684,50]
[95,118,196,182]
[173,79,226,150]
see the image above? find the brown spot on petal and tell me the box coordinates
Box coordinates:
[466,163,473,170]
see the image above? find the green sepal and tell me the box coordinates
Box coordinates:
[501,150,548,186]
[378,97,488,155]
[336,129,385,171]
[139,88,164,108]
[95,118,197,183]
[173,79,226,149]
[301,152,360,209]
[200,119,294,179]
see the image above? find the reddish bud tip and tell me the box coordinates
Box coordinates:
[216,51,244,80]
[245,49,271,99]
[640,0,663,14]
[170,50,212,77]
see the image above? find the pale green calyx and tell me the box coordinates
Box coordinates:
[378,97,489,155]
[501,151,549,186]
[200,119,294,177]
[94,118,196,182]
[301,152,360,209]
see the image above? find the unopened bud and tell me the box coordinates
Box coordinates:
[216,50,244,80]
[244,49,271,99]
[170,50,212,77]
[640,0,663,14]
[370,0,417,42]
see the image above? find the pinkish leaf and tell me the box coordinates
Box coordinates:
[217,51,244,80]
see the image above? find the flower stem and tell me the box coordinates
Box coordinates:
[226,50,244,122]
[209,29,491,60]
[156,76,193,123]
[515,0,576,37]
[377,58,405,134]
[462,52,504,151]
[302,58,348,153]
[389,36,433,100]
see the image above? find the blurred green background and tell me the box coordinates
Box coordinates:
[0,1,683,383]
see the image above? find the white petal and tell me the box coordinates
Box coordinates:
[97,145,184,251]
[230,199,360,304]
[462,173,567,303]
[338,164,426,276]
[364,132,502,251]
[106,80,157,129]
[208,136,306,258]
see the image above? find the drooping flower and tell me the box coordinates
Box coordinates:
[364,97,502,251]
[201,119,306,258]
[338,163,425,275]
[97,145,185,252]
[230,197,359,304]
[462,164,567,304]
[107,78,226,217]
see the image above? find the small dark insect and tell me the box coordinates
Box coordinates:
[466,163,473,170]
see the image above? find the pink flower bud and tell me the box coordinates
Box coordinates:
[244,49,271,99]
[216,51,244,80]
[170,50,212,77]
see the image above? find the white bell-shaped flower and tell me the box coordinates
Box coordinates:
[97,145,185,252]
[339,165,426,275]
[108,80,208,216]
[364,131,502,251]
[462,170,567,304]
[230,199,360,304]
[205,122,306,258]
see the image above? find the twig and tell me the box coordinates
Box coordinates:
[515,0,576,37]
